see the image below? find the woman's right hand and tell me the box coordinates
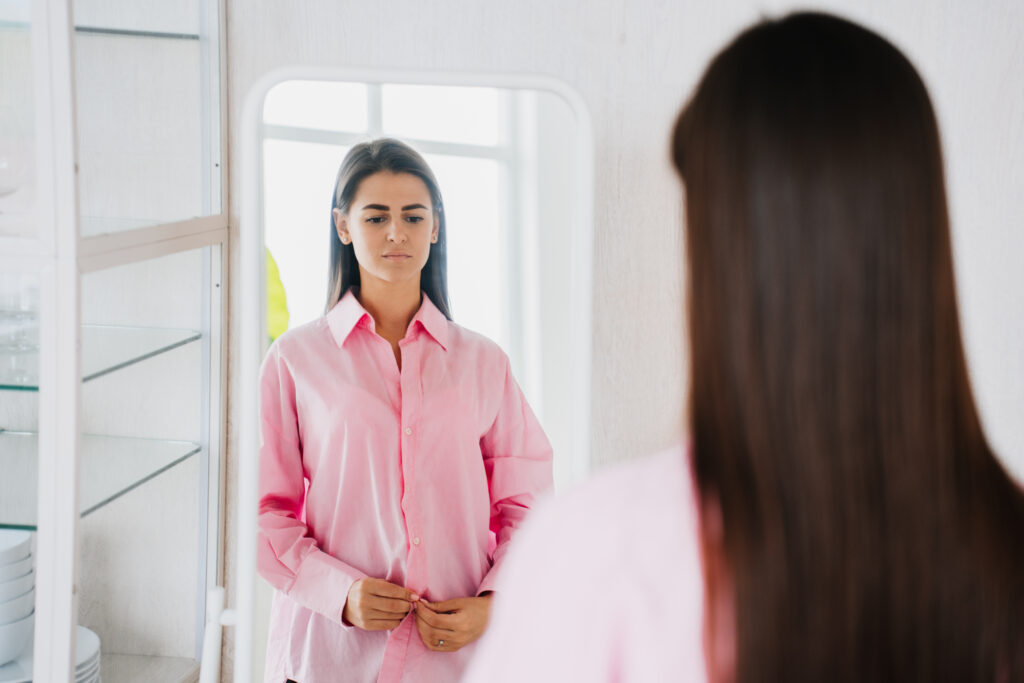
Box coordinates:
[342,578,419,630]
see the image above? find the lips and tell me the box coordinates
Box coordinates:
[382,253,412,261]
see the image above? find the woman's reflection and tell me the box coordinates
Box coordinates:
[256,139,553,682]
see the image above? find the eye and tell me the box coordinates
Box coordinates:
[405,215,425,224]
[365,215,387,224]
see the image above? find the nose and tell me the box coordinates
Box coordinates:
[386,220,407,244]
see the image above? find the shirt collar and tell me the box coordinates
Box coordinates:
[326,289,449,351]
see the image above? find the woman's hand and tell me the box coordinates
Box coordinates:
[343,578,419,631]
[414,594,493,652]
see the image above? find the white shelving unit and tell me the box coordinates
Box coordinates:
[0,0,227,680]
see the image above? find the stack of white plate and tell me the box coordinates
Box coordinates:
[0,625,102,683]
[74,626,101,683]
[0,531,33,672]
[0,533,101,683]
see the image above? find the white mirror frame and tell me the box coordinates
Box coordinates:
[218,67,594,683]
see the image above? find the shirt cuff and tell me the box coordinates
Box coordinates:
[287,548,368,628]
[477,557,505,596]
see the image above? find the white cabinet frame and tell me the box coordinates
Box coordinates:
[3,0,230,680]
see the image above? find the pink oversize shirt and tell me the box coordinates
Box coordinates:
[463,447,717,682]
[258,291,553,683]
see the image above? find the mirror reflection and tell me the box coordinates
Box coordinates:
[254,80,587,682]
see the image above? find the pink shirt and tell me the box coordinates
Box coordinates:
[257,291,553,683]
[463,447,711,682]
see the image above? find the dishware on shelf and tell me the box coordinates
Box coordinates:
[0,612,32,667]
[74,626,101,683]
[0,624,101,682]
[76,658,99,683]
[0,533,30,566]
[0,573,32,604]
[0,557,30,583]
[76,658,100,683]
[0,648,30,683]
[0,134,30,202]
[0,590,32,625]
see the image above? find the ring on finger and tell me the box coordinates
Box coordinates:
[438,639,445,647]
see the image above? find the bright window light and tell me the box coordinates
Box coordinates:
[262,139,348,327]
[263,80,368,132]
[382,85,500,146]
[423,154,504,349]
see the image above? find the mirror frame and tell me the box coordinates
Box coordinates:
[233,67,594,682]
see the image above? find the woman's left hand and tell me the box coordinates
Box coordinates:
[414,594,493,652]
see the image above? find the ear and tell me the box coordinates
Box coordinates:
[333,208,351,245]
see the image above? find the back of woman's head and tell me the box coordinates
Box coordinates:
[672,12,1024,682]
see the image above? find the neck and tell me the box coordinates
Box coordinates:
[355,272,422,343]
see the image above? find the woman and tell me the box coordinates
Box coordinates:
[465,12,1024,682]
[257,138,553,683]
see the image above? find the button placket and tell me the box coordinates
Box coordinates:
[399,336,425,583]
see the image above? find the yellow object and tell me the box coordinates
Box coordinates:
[266,248,290,341]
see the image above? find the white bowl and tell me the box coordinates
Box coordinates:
[0,574,32,604]
[0,656,31,683]
[0,557,31,583]
[0,590,32,626]
[0,612,32,667]
[0,533,30,567]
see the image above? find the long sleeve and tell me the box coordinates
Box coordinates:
[257,343,367,625]
[476,355,554,595]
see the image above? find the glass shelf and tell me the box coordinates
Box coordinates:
[0,432,200,530]
[0,324,201,391]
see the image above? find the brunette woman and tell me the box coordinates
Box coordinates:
[466,12,1024,682]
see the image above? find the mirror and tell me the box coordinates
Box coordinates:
[227,70,594,683]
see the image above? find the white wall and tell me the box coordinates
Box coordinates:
[222,0,1024,677]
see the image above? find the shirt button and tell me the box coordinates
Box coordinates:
[404,427,412,435]
[412,537,420,546]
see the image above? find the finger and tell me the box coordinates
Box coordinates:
[366,579,418,602]
[364,618,404,631]
[413,618,445,650]
[418,624,458,651]
[414,607,457,632]
[364,596,413,615]
[415,600,439,614]
[365,607,412,621]
[424,598,464,613]
[432,635,464,651]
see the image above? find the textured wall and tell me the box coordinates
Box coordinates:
[221,0,1024,677]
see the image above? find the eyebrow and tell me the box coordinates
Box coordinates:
[361,203,429,211]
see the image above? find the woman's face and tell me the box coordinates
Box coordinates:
[333,171,438,289]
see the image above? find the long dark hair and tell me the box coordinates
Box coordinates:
[673,12,1024,682]
[326,138,452,319]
